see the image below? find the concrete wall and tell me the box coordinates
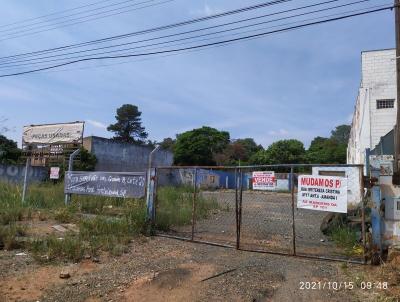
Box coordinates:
[347,49,397,169]
[0,163,48,183]
[83,136,173,172]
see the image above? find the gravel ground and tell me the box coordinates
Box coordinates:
[163,191,359,260]
[0,236,366,302]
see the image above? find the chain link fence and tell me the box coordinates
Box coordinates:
[154,164,367,263]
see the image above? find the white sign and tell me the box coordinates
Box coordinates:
[252,171,276,190]
[50,167,60,180]
[297,175,348,213]
[23,122,84,145]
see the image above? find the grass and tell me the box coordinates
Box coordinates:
[330,226,363,256]
[155,186,219,231]
[0,182,220,262]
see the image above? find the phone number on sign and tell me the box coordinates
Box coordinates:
[299,281,389,290]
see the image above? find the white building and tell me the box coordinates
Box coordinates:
[347,49,397,167]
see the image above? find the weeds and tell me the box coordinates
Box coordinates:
[0,223,26,250]
[155,186,219,231]
[330,226,363,256]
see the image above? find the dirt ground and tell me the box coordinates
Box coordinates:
[0,236,393,302]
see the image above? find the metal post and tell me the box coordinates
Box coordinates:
[64,148,80,205]
[235,168,239,249]
[290,166,297,256]
[21,157,30,204]
[238,169,243,249]
[191,168,198,241]
[360,166,367,264]
[394,0,400,173]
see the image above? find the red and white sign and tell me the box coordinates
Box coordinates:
[50,167,60,180]
[297,175,347,213]
[252,171,275,190]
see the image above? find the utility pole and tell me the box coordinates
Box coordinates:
[395,0,400,176]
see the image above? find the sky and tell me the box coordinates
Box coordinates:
[0,0,395,148]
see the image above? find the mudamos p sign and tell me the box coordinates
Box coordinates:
[297,175,347,213]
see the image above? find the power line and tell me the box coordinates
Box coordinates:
[0,0,175,41]
[0,0,294,61]
[0,0,112,28]
[0,5,393,78]
[0,0,368,66]
[0,0,385,69]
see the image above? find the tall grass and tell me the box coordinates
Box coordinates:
[155,186,219,231]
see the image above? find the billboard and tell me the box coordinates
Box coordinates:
[65,171,146,198]
[297,175,348,213]
[23,122,84,145]
[252,171,276,190]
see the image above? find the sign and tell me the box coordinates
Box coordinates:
[297,175,348,213]
[252,171,276,190]
[23,122,84,145]
[64,171,146,198]
[50,167,60,179]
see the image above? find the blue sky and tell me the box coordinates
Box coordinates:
[0,0,395,148]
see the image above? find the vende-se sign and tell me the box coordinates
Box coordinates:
[297,175,347,213]
[252,171,275,190]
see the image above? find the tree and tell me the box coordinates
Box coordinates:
[174,126,230,166]
[0,135,21,164]
[330,125,351,145]
[107,104,148,144]
[213,138,263,165]
[159,137,176,152]
[306,136,347,164]
[250,139,305,165]
[73,147,97,171]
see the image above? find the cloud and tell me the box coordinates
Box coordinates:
[268,129,289,136]
[190,3,217,17]
[86,119,107,129]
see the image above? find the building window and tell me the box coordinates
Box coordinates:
[376,99,394,109]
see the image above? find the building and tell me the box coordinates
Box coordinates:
[347,49,397,168]
[83,136,173,172]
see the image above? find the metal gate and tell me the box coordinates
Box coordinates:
[153,164,367,263]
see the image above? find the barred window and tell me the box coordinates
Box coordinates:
[376,99,394,109]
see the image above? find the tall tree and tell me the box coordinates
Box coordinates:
[174,126,230,166]
[330,124,351,145]
[107,104,148,144]
[250,139,305,165]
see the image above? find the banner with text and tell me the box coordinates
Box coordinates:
[65,171,146,198]
[297,175,347,213]
[252,171,276,190]
[23,122,84,145]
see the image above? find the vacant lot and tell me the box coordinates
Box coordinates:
[0,183,395,301]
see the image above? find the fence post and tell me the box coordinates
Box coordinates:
[359,166,367,264]
[146,145,160,226]
[64,149,80,206]
[191,168,198,241]
[21,157,30,204]
[238,168,243,249]
[290,166,297,256]
[235,168,239,249]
